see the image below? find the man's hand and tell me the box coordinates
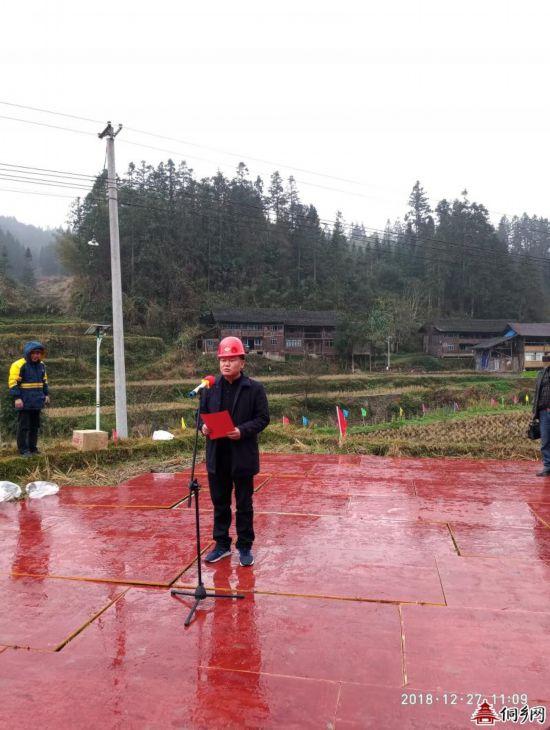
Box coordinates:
[226,427,241,440]
[44,396,50,406]
[201,424,211,436]
[14,398,23,409]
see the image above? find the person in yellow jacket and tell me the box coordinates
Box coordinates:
[8,341,49,456]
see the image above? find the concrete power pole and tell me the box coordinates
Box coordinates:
[98,122,128,438]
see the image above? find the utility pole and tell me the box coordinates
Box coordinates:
[98,122,128,438]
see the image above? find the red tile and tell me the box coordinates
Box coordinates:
[529,502,550,528]
[39,481,187,509]
[72,588,403,686]
[188,667,339,729]
[9,506,214,585]
[0,501,59,533]
[347,495,421,521]
[418,498,540,528]
[262,474,416,497]
[253,482,350,515]
[242,513,456,565]
[415,477,550,503]
[178,546,445,604]
[258,454,320,475]
[336,683,481,729]
[402,604,550,697]
[436,555,550,612]
[450,523,550,563]
[0,575,124,650]
[0,589,341,729]
[191,593,402,685]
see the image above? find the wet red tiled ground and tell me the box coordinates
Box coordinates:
[0,453,549,729]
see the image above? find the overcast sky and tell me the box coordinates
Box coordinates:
[1,0,549,233]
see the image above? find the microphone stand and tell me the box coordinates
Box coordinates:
[171,391,244,626]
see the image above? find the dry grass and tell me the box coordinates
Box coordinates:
[363,411,539,460]
[22,453,197,487]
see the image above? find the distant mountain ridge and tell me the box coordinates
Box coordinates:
[0,215,63,279]
[0,215,57,253]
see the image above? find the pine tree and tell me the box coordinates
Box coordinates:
[21,247,36,288]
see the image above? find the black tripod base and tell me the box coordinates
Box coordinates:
[171,585,245,626]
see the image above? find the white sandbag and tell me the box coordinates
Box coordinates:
[152,430,174,441]
[0,481,22,502]
[26,481,60,499]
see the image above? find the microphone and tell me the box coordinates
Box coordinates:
[186,375,216,398]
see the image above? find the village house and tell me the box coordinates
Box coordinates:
[420,319,509,358]
[200,308,338,360]
[473,322,550,372]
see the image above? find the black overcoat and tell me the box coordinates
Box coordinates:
[200,374,270,476]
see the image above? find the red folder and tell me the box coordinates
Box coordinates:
[201,410,235,439]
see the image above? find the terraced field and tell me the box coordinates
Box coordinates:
[0,317,541,483]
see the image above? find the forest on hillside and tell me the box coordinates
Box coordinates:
[0,216,62,280]
[55,161,550,347]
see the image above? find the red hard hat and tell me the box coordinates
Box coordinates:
[217,336,246,358]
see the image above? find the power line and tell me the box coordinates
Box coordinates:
[3,101,550,238]
[0,173,103,192]
[0,100,102,125]
[0,114,95,137]
[0,161,99,182]
[0,186,81,200]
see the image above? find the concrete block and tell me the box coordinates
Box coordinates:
[72,429,109,451]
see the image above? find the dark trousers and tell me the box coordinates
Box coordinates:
[540,409,550,469]
[17,410,41,454]
[208,471,255,551]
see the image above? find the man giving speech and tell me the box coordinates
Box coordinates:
[200,336,270,566]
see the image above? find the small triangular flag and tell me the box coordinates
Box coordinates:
[181,417,187,430]
[282,416,290,426]
[336,405,347,443]
[525,394,530,404]
[399,406,404,418]
[302,416,309,427]
[342,409,349,419]
[112,429,118,445]
[360,407,367,417]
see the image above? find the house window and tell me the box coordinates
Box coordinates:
[270,338,277,345]
[525,352,543,361]
[286,339,302,348]
[445,343,456,351]
[254,338,262,348]
[203,338,217,351]
[326,340,334,347]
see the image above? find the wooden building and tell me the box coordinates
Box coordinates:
[420,319,508,358]
[201,308,338,360]
[473,322,550,372]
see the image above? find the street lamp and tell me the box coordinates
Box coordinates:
[84,324,111,430]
